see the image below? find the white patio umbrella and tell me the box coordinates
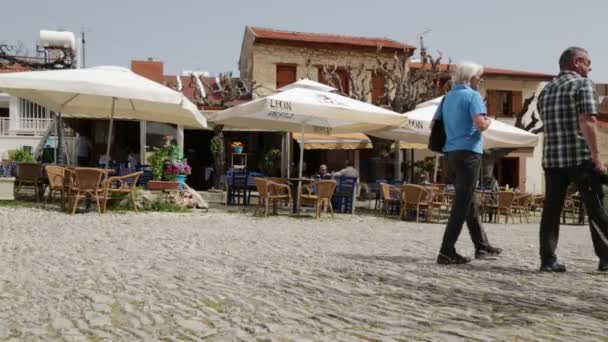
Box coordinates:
[0,65,207,165]
[367,96,539,183]
[209,87,406,208]
[366,96,539,149]
[278,79,337,92]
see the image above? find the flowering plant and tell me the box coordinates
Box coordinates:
[164,160,191,177]
[230,141,244,148]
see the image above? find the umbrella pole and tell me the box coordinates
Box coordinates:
[104,98,116,169]
[56,112,64,165]
[296,125,305,213]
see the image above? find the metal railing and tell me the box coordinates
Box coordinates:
[17,118,53,136]
[0,118,54,136]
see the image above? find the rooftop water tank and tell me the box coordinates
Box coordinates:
[39,30,76,51]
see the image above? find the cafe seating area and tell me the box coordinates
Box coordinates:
[9,161,145,214]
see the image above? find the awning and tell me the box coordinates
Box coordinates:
[291,132,427,150]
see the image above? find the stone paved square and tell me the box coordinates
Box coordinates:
[1,206,606,341]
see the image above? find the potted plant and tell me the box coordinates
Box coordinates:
[231,141,245,154]
[164,159,191,189]
[175,160,191,189]
[146,137,180,191]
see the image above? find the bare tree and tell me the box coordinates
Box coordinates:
[514,92,544,134]
[318,63,370,101]
[166,73,261,187]
[313,37,450,180]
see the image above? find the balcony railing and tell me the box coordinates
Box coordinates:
[18,118,53,135]
[0,118,54,136]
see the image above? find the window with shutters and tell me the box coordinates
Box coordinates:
[276,65,297,89]
[486,90,522,117]
[371,72,387,105]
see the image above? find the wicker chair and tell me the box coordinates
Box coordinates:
[254,178,293,216]
[70,168,105,214]
[15,163,44,202]
[45,165,68,208]
[512,193,532,223]
[298,180,336,218]
[400,184,435,222]
[486,191,516,223]
[101,171,143,213]
[380,183,400,216]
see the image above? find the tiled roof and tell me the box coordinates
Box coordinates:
[409,62,554,80]
[249,26,414,50]
[483,67,554,79]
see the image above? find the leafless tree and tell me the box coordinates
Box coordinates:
[514,93,544,134]
[166,72,261,187]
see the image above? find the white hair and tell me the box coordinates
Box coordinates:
[452,61,484,85]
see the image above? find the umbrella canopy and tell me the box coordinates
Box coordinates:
[278,79,337,92]
[366,96,539,149]
[210,86,406,211]
[209,87,406,134]
[0,66,207,129]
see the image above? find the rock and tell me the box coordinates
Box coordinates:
[51,317,73,330]
[84,311,111,328]
[176,319,209,334]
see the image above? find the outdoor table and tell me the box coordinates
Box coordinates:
[571,193,586,225]
[475,191,498,222]
[66,167,116,212]
[284,177,316,213]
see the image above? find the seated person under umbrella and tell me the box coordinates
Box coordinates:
[314,164,333,179]
[332,160,359,179]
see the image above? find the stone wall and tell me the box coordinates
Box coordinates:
[250,44,397,99]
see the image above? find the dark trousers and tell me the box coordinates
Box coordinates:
[77,156,89,167]
[439,151,492,255]
[540,161,608,264]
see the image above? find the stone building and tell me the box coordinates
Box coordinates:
[237,26,554,191]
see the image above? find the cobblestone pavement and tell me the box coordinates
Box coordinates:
[0,206,607,341]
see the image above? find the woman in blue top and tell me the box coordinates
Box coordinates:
[434,61,502,264]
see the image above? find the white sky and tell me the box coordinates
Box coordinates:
[2,0,607,82]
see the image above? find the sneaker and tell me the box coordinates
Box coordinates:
[437,252,472,265]
[540,261,566,273]
[475,246,503,259]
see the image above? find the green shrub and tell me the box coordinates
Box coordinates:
[258,148,281,176]
[147,148,170,180]
[10,147,35,163]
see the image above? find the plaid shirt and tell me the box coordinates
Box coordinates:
[538,71,598,168]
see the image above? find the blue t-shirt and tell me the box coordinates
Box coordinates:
[435,84,486,154]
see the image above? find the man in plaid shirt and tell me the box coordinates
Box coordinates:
[537,47,608,272]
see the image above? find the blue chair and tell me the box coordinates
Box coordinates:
[227,170,249,206]
[332,176,358,214]
[246,172,265,203]
[136,164,154,186]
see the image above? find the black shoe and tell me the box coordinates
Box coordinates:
[475,246,503,259]
[599,260,608,272]
[540,261,566,273]
[437,252,472,265]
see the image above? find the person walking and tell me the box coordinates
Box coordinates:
[435,61,502,265]
[537,47,608,272]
